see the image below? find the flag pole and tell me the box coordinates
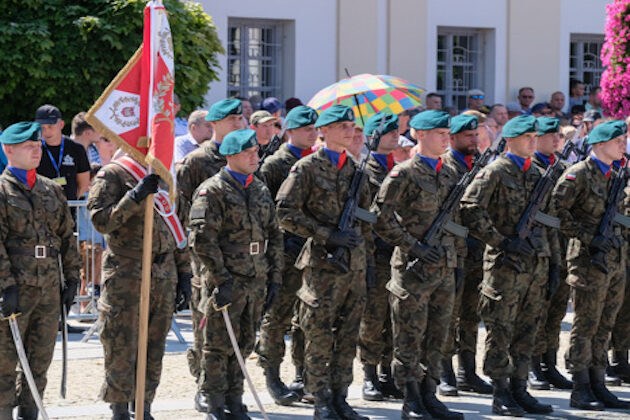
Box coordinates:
[135,194,154,420]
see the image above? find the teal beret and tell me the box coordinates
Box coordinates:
[314,105,354,128]
[285,106,318,130]
[206,99,242,122]
[409,110,450,130]
[219,129,258,156]
[586,120,628,145]
[536,117,560,136]
[0,122,41,145]
[363,113,399,137]
[450,115,478,135]
[502,115,538,138]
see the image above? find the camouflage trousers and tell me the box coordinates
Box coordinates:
[390,264,455,389]
[0,285,59,408]
[442,258,483,358]
[478,255,547,380]
[611,273,630,351]
[566,254,625,373]
[98,252,176,403]
[291,313,305,369]
[359,261,393,366]
[186,278,204,381]
[299,267,366,394]
[199,276,265,397]
[533,269,570,356]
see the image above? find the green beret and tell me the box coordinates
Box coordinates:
[0,122,41,145]
[409,110,450,130]
[206,99,242,122]
[502,115,538,138]
[363,112,399,137]
[586,120,628,145]
[536,117,560,136]
[314,105,354,128]
[219,129,258,156]
[450,115,478,135]
[285,106,318,130]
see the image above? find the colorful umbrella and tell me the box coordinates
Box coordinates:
[307,73,425,127]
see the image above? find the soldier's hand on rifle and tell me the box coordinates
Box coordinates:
[547,264,560,300]
[175,273,192,312]
[263,282,281,313]
[212,279,233,311]
[409,241,443,264]
[589,235,613,255]
[60,281,78,313]
[326,229,362,249]
[499,236,534,257]
[1,284,19,317]
[127,174,160,203]
[366,266,376,290]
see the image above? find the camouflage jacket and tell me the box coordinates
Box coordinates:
[276,147,375,271]
[460,155,559,269]
[0,170,80,290]
[189,167,284,288]
[88,163,191,276]
[366,154,395,261]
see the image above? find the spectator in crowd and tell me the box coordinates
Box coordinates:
[262,97,284,118]
[444,106,459,117]
[570,105,586,127]
[348,125,367,161]
[569,79,585,110]
[235,96,254,122]
[489,104,508,135]
[425,92,443,110]
[248,94,263,112]
[71,112,101,164]
[35,104,90,201]
[485,116,500,146]
[506,102,522,119]
[392,135,414,163]
[250,110,278,147]
[531,102,553,117]
[549,91,567,119]
[400,107,422,141]
[285,97,304,113]
[466,89,485,112]
[173,93,188,137]
[173,110,213,163]
[96,136,117,166]
[517,87,535,114]
[583,110,602,135]
[585,86,604,114]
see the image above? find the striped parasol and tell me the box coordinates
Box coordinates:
[307,73,424,127]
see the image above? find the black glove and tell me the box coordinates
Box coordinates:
[60,282,78,312]
[326,229,362,249]
[589,235,613,255]
[212,279,233,311]
[175,273,192,312]
[1,285,19,318]
[455,268,464,294]
[127,174,160,203]
[366,266,376,290]
[499,236,535,257]
[263,282,281,313]
[547,264,560,300]
[409,241,443,264]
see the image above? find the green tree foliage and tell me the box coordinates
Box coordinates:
[0,0,223,129]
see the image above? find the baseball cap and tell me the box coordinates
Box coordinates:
[250,110,277,126]
[261,97,283,114]
[35,104,62,124]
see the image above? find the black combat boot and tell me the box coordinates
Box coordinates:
[264,366,299,405]
[195,391,209,413]
[313,390,342,420]
[612,350,630,383]
[362,364,384,401]
[456,351,491,394]
[605,362,622,386]
[420,376,463,419]
[289,366,314,403]
[590,368,630,409]
[0,406,12,420]
[225,394,251,420]
[331,388,368,420]
[129,401,154,420]
[541,349,572,389]
[570,369,603,411]
[402,380,433,420]
[491,378,524,417]
[110,403,131,420]
[438,358,458,397]
[16,406,38,420]
[379,365,403,399]
[510,378,553,414]
[527,355,550,390]
[206,394,227,420]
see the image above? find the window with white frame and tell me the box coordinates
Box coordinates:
[436,28,484,111]
[570,34,605,102]
[227,19,285,100]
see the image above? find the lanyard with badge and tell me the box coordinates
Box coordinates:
[41,137,67,186]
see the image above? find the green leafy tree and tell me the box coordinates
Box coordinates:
[0,0,223,129]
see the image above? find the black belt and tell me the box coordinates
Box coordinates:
[8,246,58,259]
[108,244,169,263]
[221,240,268,255]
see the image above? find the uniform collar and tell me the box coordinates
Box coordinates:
[506,152,531,172]
[7,167,36,189]
[287,143,314,159]
[534,151,555,168]
[323,147,347,169]
[371,152,395,171]
[225,167,253,187]
[449,148,473,171]
[590,154,612,178]
[417,154,443,173]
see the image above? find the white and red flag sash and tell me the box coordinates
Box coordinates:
[85,1,177,202]
[114,156,187,248]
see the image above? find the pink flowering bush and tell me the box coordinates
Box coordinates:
[601,0,630,118]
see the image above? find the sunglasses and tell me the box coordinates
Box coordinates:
[471,95,484,100]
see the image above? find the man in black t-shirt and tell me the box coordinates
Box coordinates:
[35,105,90,201]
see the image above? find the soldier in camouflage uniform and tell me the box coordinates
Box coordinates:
[276,105,373,420]
[551,120,630,411]
[528,117,573,391]
[255,106,319,405]
[439,114,492,397]
[175,99,243,412]
[358,112,402,402]
[0,122,80,420]
[189,129,283,420]
[460,115,554,416]
[88,154,191,420]
[372,110,464,420]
